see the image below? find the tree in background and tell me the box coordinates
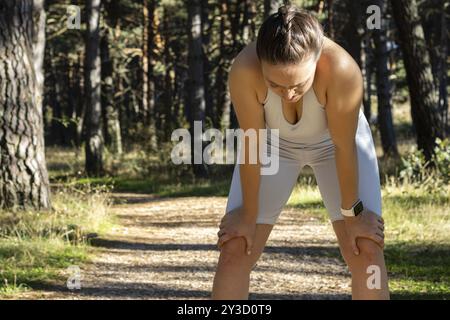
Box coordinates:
[0,0,51,210]
[418,0,449,136]
[33,0,47,122]
[35,0,448,176]
[390,0,445,161]
[187,0,208,177]
[372,0,398,157]
[84,0,104,176]
[330,0,398,158]
[143,0,158,150]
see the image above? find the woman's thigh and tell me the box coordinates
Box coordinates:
[307,111,382,222]
[225,156,303,225]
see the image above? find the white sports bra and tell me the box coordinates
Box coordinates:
[262,85,332,144]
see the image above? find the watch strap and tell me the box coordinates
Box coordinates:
[340,199,363,217]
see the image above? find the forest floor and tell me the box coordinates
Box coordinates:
[13,192,352,300]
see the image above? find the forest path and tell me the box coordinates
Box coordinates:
[19,193,352,299]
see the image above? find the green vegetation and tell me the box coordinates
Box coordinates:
[0,184,115,298]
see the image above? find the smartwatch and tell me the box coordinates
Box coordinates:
[340,199,364,217]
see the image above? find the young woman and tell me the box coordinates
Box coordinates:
[212,4,389,300]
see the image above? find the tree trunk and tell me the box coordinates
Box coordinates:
[0,0,51,210]
[242,0,257,44]
[227,0,247,130]
[437,0,448,135]
[143,0,158,150]
[142,0,149,121]
[361,33,373,121]
[84,0,104,176]
[373,0,398,157]
[390,0,444,160]
[217,0,232,130]
[202,0,214,129]
[75,52,85,148]
[331,0,363,67]
[187,0,208,178]
[32,0,46,123]
[160,6,176,141]
[66,58,77,145]
[47,46,65,145]
[101,31,122,155]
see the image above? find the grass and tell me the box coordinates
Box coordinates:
[0,238,89,297]
[0,184,115,298]
[385,242,450,299]
[65,176,231,198]
[381,179,450,299]
[286,175,330,223]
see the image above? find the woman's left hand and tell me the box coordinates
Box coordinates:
[343,209,385,255]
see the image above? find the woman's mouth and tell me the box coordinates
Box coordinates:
[284,96,300,102]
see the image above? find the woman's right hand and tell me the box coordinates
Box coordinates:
[217,206,257,256]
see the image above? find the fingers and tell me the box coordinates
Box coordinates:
[219,216,229,229]
[220,217,227,226]
[375,221,384,239]
[375,220,385,237]
[370,234,385,249]
[245,236,253,256]
[375,225,385,246]
[217,232,236,249]
[350,236,360,255]
[219,213,232,227]
[365,210,383,225]
[370,213,385,233]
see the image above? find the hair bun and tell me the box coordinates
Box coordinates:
[277,5,291,29]
[278,6,288,16]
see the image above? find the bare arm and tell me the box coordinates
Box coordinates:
[228,60,266,223]
[325,57,364,212]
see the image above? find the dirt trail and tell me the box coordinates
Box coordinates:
[18,193,352,300]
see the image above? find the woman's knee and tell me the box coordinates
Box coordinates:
[340,238,384,272]
[219,237,251,269]
[357,238,384,263]
[347,238,383,268]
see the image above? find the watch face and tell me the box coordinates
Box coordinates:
[355,201,364,216]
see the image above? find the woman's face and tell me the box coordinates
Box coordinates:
[261,55,317,103]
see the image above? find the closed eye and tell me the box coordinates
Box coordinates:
[270,83,305,91]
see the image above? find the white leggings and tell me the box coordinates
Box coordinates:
[225,110,382,224]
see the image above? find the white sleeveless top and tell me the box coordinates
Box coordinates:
[262,85,332,144]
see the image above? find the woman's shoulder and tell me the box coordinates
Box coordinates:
[311,36,363,113]
[230,41,261,79]
[320,37,363,91]
[229,41,267,104]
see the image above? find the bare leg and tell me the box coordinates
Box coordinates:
[333,220,390,300]
[211,223,274,300]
